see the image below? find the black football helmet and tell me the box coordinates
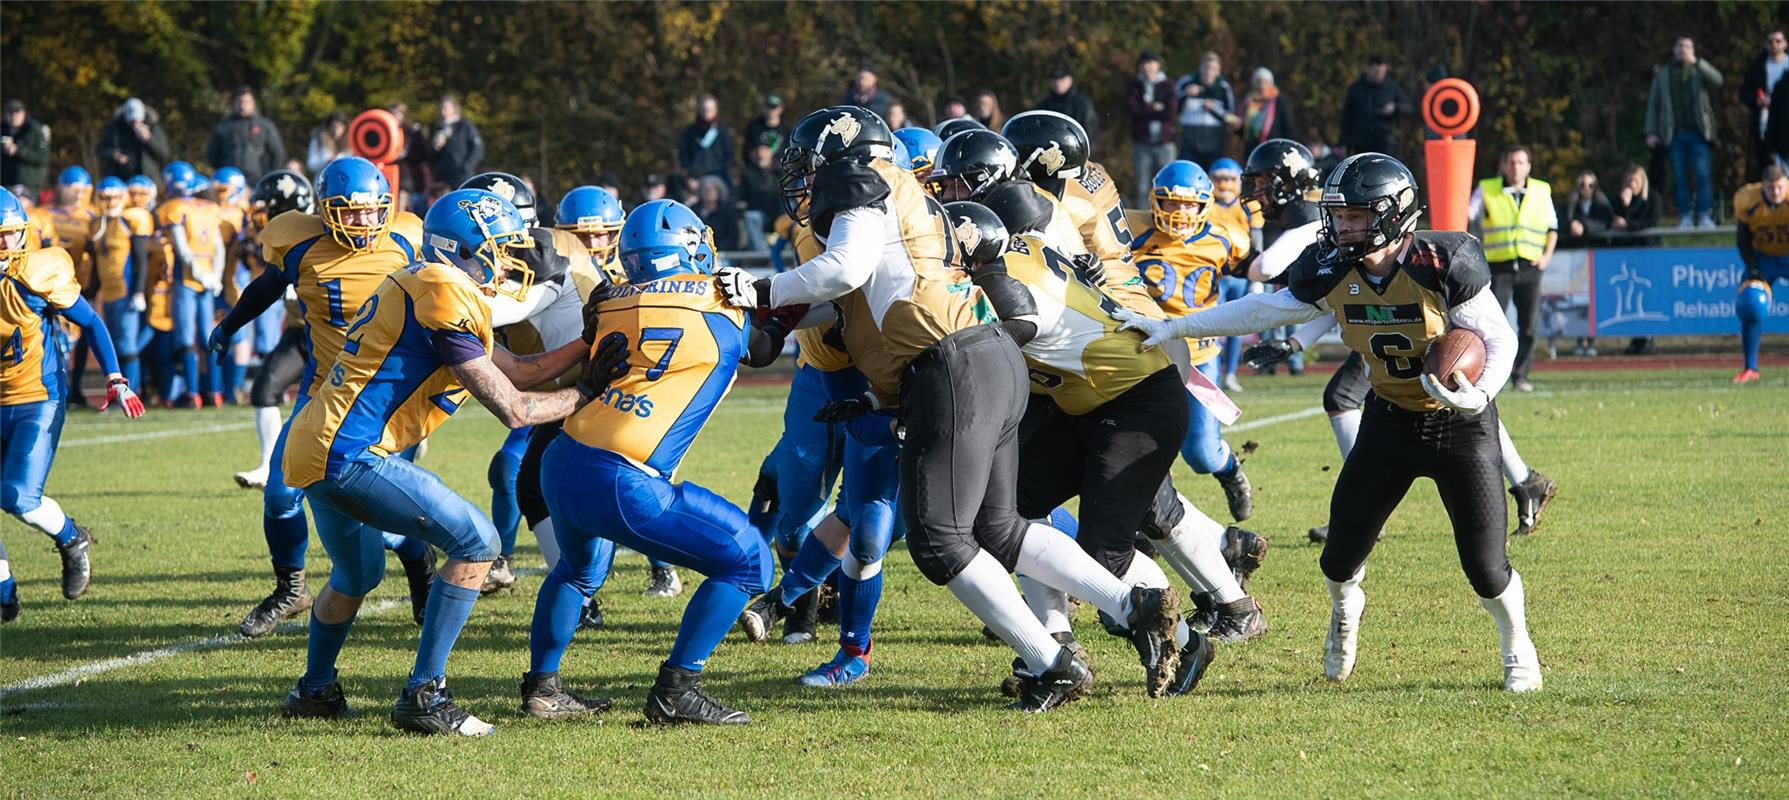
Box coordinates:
[933,118,987,140]
[460,172,538,225]
[942,201,1009,269]
[1242,139,1321,212]
[1000,110,1089,182]
[780,105,895,221]
[925,130,1020,202]
[1315,153,1423,262]
[250,169,315,228]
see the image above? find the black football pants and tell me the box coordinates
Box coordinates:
[249,327,306,408]
[1323,351,1371,413]
[515,418,565,528]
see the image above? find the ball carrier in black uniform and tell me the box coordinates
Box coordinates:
[1117,154,1542,692]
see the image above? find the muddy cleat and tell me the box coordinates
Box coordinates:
[56,526,95,600]
[643,565,683,597]
[401,547,437,626]
[1508,471,1558,536]
[1166,630,1216,696]
[739,587,790,643]
[1219,526,1269,591]
[521,671,612,719]
[233,467,269,489]
[1503,642,1544,693]
[577,597,606,631]
[282,679,357,719]
[1307,524,1328,543]
[1733,368,1761,384]
[1001,632,1089,697]
[783,588,819,644]
[1208,596,1267,644]
[1185,591,1218,634]
[1006,646,1094,713]
[1123,586,1182,698]
[1,598,19,624]
[239,566,313,638]
[643,662,750,725]
[480,554,516,595]
[1216,467,1253,522]
[391,677,494,736]
[798,649,870,688]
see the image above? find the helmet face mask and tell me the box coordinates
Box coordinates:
[1150,161,1215,238]
[554,185,625,266]
[778,146,821,222]
[98,186,127,216]
[1242,139,1320,212]
[0,191,27,263]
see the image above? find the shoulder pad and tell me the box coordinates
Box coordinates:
[18,248,82,307]
[1284,244,1341,305]
[261,211,326,251]
[409,265,488,336]
[388,211,424,249]
[810,157,890,238]
[1735,184,1762,219]
[123,207,157,235]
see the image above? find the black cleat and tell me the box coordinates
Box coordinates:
[1207,596,1267,644]
[521,671,612,719]
[401,547,437,626]
[1001,632,1089,697]
[1006,646,1094,712]
[1,597,19,624]
[282,679,357,719]
[577,596,606,631]
[1220,526,1269,592]
[739,587,790,643]
[1509,471,1558,536]
[783,588,819,644]
[391,677,493,736]
[1216,467,1253,522]
[1124,586,1182,698]
[1167,630,1216,696]
[643,662,750,725]
[480,554,516,596]
[239,566,313,638]
[1186,591,1218,634]
[1307,524,1328,543]
[814,579,839,625]
[56,525,95,600]
[643,565,683,597]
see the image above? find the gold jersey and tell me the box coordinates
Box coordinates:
[1132,221,1250,365]
[1734,183,1789,258]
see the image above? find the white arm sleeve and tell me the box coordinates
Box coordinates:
[768,206,886,306]
[1447,287,1516,398]
[485,280,556,329]
[1164,288,1325,339]
[1467,186,1485,224]
[1289,313,1337,351]
[1248,221,1319,282]
[792,302,838,330]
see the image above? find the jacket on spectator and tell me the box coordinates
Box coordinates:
[1,115,51,192]
[1034,88,1100,150]
[1768,74,1789,164]
[1126,73,1177,145]
[741,114,790,160]
[95,108,170,180]
[737,165,781,232]
[206,112,286,183]
[1612,187,1661,231]
[679,121,735,185]
[842,87,894,121]
[1645,58,1723,145]
[1565,190,1616,236]
[1174,73,1234,129]
[1739,51,1788,146]
[1339,74,1414,156]
[696,200,742,251]
[430,117,484,188]
[1240,90,1297,147]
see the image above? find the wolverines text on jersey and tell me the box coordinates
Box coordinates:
[1,248,82,405]
[1133,221,1250,365]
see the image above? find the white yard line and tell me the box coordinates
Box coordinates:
[1227,406,1327,432]
[61,421,256,448]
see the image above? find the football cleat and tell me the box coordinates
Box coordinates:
[56,525,95,600]
[1508,471,1558,536]
[577,597,606,631]
[1166,630,1216,696]
[401,547,437,626]
[643,565,683,597]
[1732,368,1761,384]
[1207,597,1267,644]
[1006,646,1094,713]
[239,566,313,638]
[1185,591,1218,634]
[1001,632,1089,697]
[1324,583,1366,682]
[480,554,516,596]
[1220,526,1269,591]
[644,662,750,725]
[1,597,19,624]
[521,671,612,719]
[739,587,790,643]
[1216,468,1253,521]
[797,649,870,688]
[1503,642,1544,693]
[1307,524,1328,543]
[783,588,819,644]
[1123,586,1182,698]
[282,679,357,719]
[391,677,494,736]
[233,467,269,489]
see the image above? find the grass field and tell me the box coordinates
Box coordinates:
[2,366,1786,798]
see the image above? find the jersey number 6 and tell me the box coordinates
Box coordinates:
[1368,332,1424,380]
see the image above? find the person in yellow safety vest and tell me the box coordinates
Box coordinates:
[1468,144,1557,392]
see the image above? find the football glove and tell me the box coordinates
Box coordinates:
[714,266,767,309]
[206,323,234,366]
[1113,306,1178,348]
[1419,371,1490,415]
[130,293,147,313]
[1242,339,1297,370]
[577,331,631,402]
[100,377,146,418]
[1070,253,1106,288]
[813,392,880,423]
[580,279,623,346]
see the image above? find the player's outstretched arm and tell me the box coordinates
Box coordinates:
[452,353,584,429]
[490,339,588,390]
[1116,289,1324,347]
[61,296,145,417]
[209,269,290,363]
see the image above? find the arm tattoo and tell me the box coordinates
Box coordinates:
[451,355,582,428]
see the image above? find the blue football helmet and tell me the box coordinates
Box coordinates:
[58,166,93,190]
[191,173,213,198]
[96,176,128,215]
[317,156,394,252]
[162,161,200,198]
[126,174,158,208]
[0,190,28,262]
[57,166,93,206]
[555,186,626,270]
[893,127,944,176]
[1152,160,1215,237]
[1210,158,1243,177]
[422,188,534,301]
[213,166,248,203]
[617,199,717,285]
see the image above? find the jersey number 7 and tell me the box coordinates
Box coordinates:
[636,327,683,380]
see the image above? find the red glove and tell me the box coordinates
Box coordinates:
[100,377,146,418]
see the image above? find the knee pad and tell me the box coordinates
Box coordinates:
[263,481,305,520]
[326,557,386,597]
[546,557,600,597]
[450,520,502,563]
[737,539,774,596]
[1737,280,1772,325]
[1138,479,1184,541]
[846,503,897,568]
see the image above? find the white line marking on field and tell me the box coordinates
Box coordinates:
[1227,406,1327,432]
[61,422,256,448]
[0,598,405,699]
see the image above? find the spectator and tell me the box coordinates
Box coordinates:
[843,64,894,120]
[597,171,624,203]
[1739,30,1788,178]
[741,94,788,162]
[679,94,735,186]
[737,137,781,250]
[1175,52,1234,167]
[886,101,911,130]
[1033,65,1099,150]
[386,102,431,212]
[1,99,50,193]
[693,175,741,251]
[640,173,669,204]
[1307,138,1342,181]
[429,94,484,188]
[1768,63,1789,167]
[95,97,170,180]
[1611,163,1662,233]
[1238,67,1297,150]
[940,95,970,122]
[205,86,286,184]
[1126,51,1178,206]
[971,90,1005,131]
[1339,56,1414,160]
[305,111,350,175]
[1645,36,1723,228]
[1565,170,1616,237]
[1469,145,1558,392]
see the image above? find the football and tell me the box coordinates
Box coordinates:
[1424,327,1486,389]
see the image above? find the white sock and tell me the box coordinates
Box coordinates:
[253,406,282,471]
[1330,410,1361,460]
[0,559,12,583]
[1120,553,1170,589]
[1478,570,1533,657]
[1017,575,1072,634]
[18,498,68,537]
[1014,523,1132,624]
[1152,494,1246,603]
[1497,423,1530,485]
[532,517,561,570]
[948,550,1061,674]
